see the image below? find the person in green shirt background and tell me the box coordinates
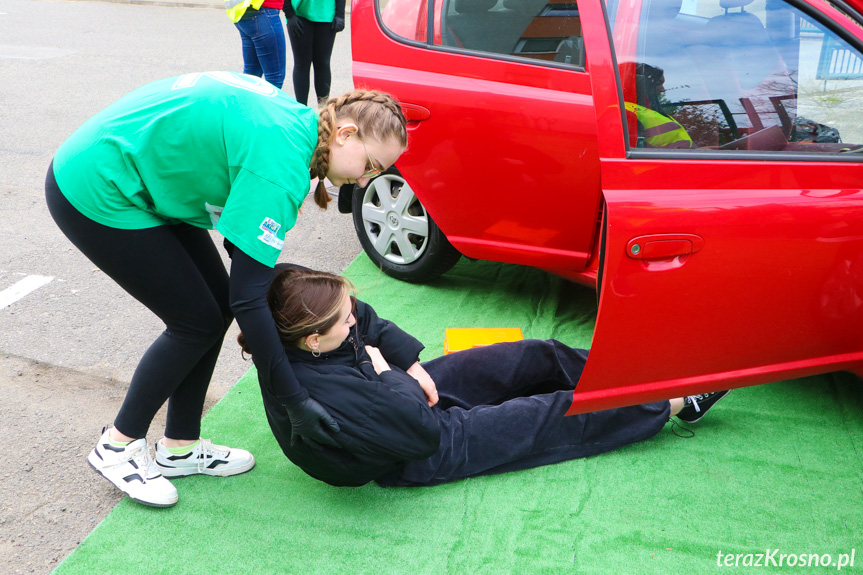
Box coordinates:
[283,0,346,105]
[45,70,407,508]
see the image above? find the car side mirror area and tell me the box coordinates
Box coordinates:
[338,183,354,213]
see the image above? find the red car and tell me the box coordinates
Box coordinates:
[340,0,863,413]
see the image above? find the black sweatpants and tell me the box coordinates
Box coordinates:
[45,163,233,440]
[287,18,338,105]
[378,339,670,486]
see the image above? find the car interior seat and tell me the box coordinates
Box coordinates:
[445,0,560,57]
[445,0,519,54]
[702,0,789,90]
[686,0,794,146]
[445,0,496,50]
[637,0,708,115]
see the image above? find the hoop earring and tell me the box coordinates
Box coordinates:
[311,346,321,358]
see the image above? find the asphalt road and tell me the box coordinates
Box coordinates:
[0,0,359,386]
[0,1,360,572]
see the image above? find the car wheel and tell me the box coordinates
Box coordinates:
[352,172,461,283]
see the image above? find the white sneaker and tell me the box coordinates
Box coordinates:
[154,438,255,478]
[87,427,178,508]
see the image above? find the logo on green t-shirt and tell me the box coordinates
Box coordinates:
[258,217,284,250]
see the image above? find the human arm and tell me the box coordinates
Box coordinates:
[228,247,339,446]
[312,358,439,461]
[367,346,438,407]
[282,1,304,35]
[407,362,438,407]
[332,0,346,31]
[356,300,437,405]
[355,299,424,370]
[365,345,390,374]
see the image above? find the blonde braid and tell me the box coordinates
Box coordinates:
[310,90,408,209]
[310,102,337,209]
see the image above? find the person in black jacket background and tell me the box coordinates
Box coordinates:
[239,266,728,487]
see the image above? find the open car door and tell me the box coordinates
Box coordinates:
[569,0,863,414]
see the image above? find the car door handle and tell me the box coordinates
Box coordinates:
[626,234,704,260]
[400,103,431,122]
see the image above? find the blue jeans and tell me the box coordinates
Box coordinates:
[378,340,670,486]
[235,7,286,89]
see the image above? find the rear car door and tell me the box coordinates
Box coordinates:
[569,0,863,413]
[352,0,605,274]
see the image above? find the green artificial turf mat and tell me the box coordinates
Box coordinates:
[54,256,863,574]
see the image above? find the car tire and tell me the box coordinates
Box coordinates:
[351,171,461,283]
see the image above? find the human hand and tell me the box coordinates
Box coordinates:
[287,15,304,36]
[332,16,345,32]
[364,345,391,375]
[285,396,340,448]
[407,362,439,407]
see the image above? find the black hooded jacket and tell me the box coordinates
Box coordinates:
[257,299,441,486]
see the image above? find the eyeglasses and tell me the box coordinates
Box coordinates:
[359,137,383,179]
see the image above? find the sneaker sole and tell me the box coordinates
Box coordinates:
[155,456,256,478]
[87,452,178,508]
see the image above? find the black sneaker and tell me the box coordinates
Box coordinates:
[676,390,730,423]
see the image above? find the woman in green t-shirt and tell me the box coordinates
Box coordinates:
[44,72,407,508]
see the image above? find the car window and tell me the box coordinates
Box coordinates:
[381,0,587,69]
[619,0,863,155]
[380,0,428,43]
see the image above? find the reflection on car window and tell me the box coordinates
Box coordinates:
[380,0,429,43]
[381,0,587,69]
[623,0,863,154]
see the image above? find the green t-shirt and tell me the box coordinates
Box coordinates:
[53,71,318,267]
[290,0,335,22]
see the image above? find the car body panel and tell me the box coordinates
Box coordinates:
[573,157,863,412]
[569,0,863,412]
[353,0,603,273]
[351,0,863,414]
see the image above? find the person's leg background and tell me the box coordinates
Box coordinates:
[382,339,670,486]
[310,20,337,103]
[45,164,232,442]
[234,8,287,89]
[235,13,263,79]
[287,16,314,104]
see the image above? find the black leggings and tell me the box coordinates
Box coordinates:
[45,163,233,440]
[287,18,337,105]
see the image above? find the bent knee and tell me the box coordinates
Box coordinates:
[166,305,232,345]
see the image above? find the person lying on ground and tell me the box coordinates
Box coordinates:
[239,266,729,487]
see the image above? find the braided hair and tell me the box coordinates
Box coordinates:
[310,90,408,209]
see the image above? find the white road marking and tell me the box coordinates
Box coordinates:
[0,45,75,60]
[0,275,54,310]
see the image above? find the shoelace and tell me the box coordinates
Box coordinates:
[687,394,709,413]
[194,439,229,474]
[118,442,154,477]
[669,418,694,438]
